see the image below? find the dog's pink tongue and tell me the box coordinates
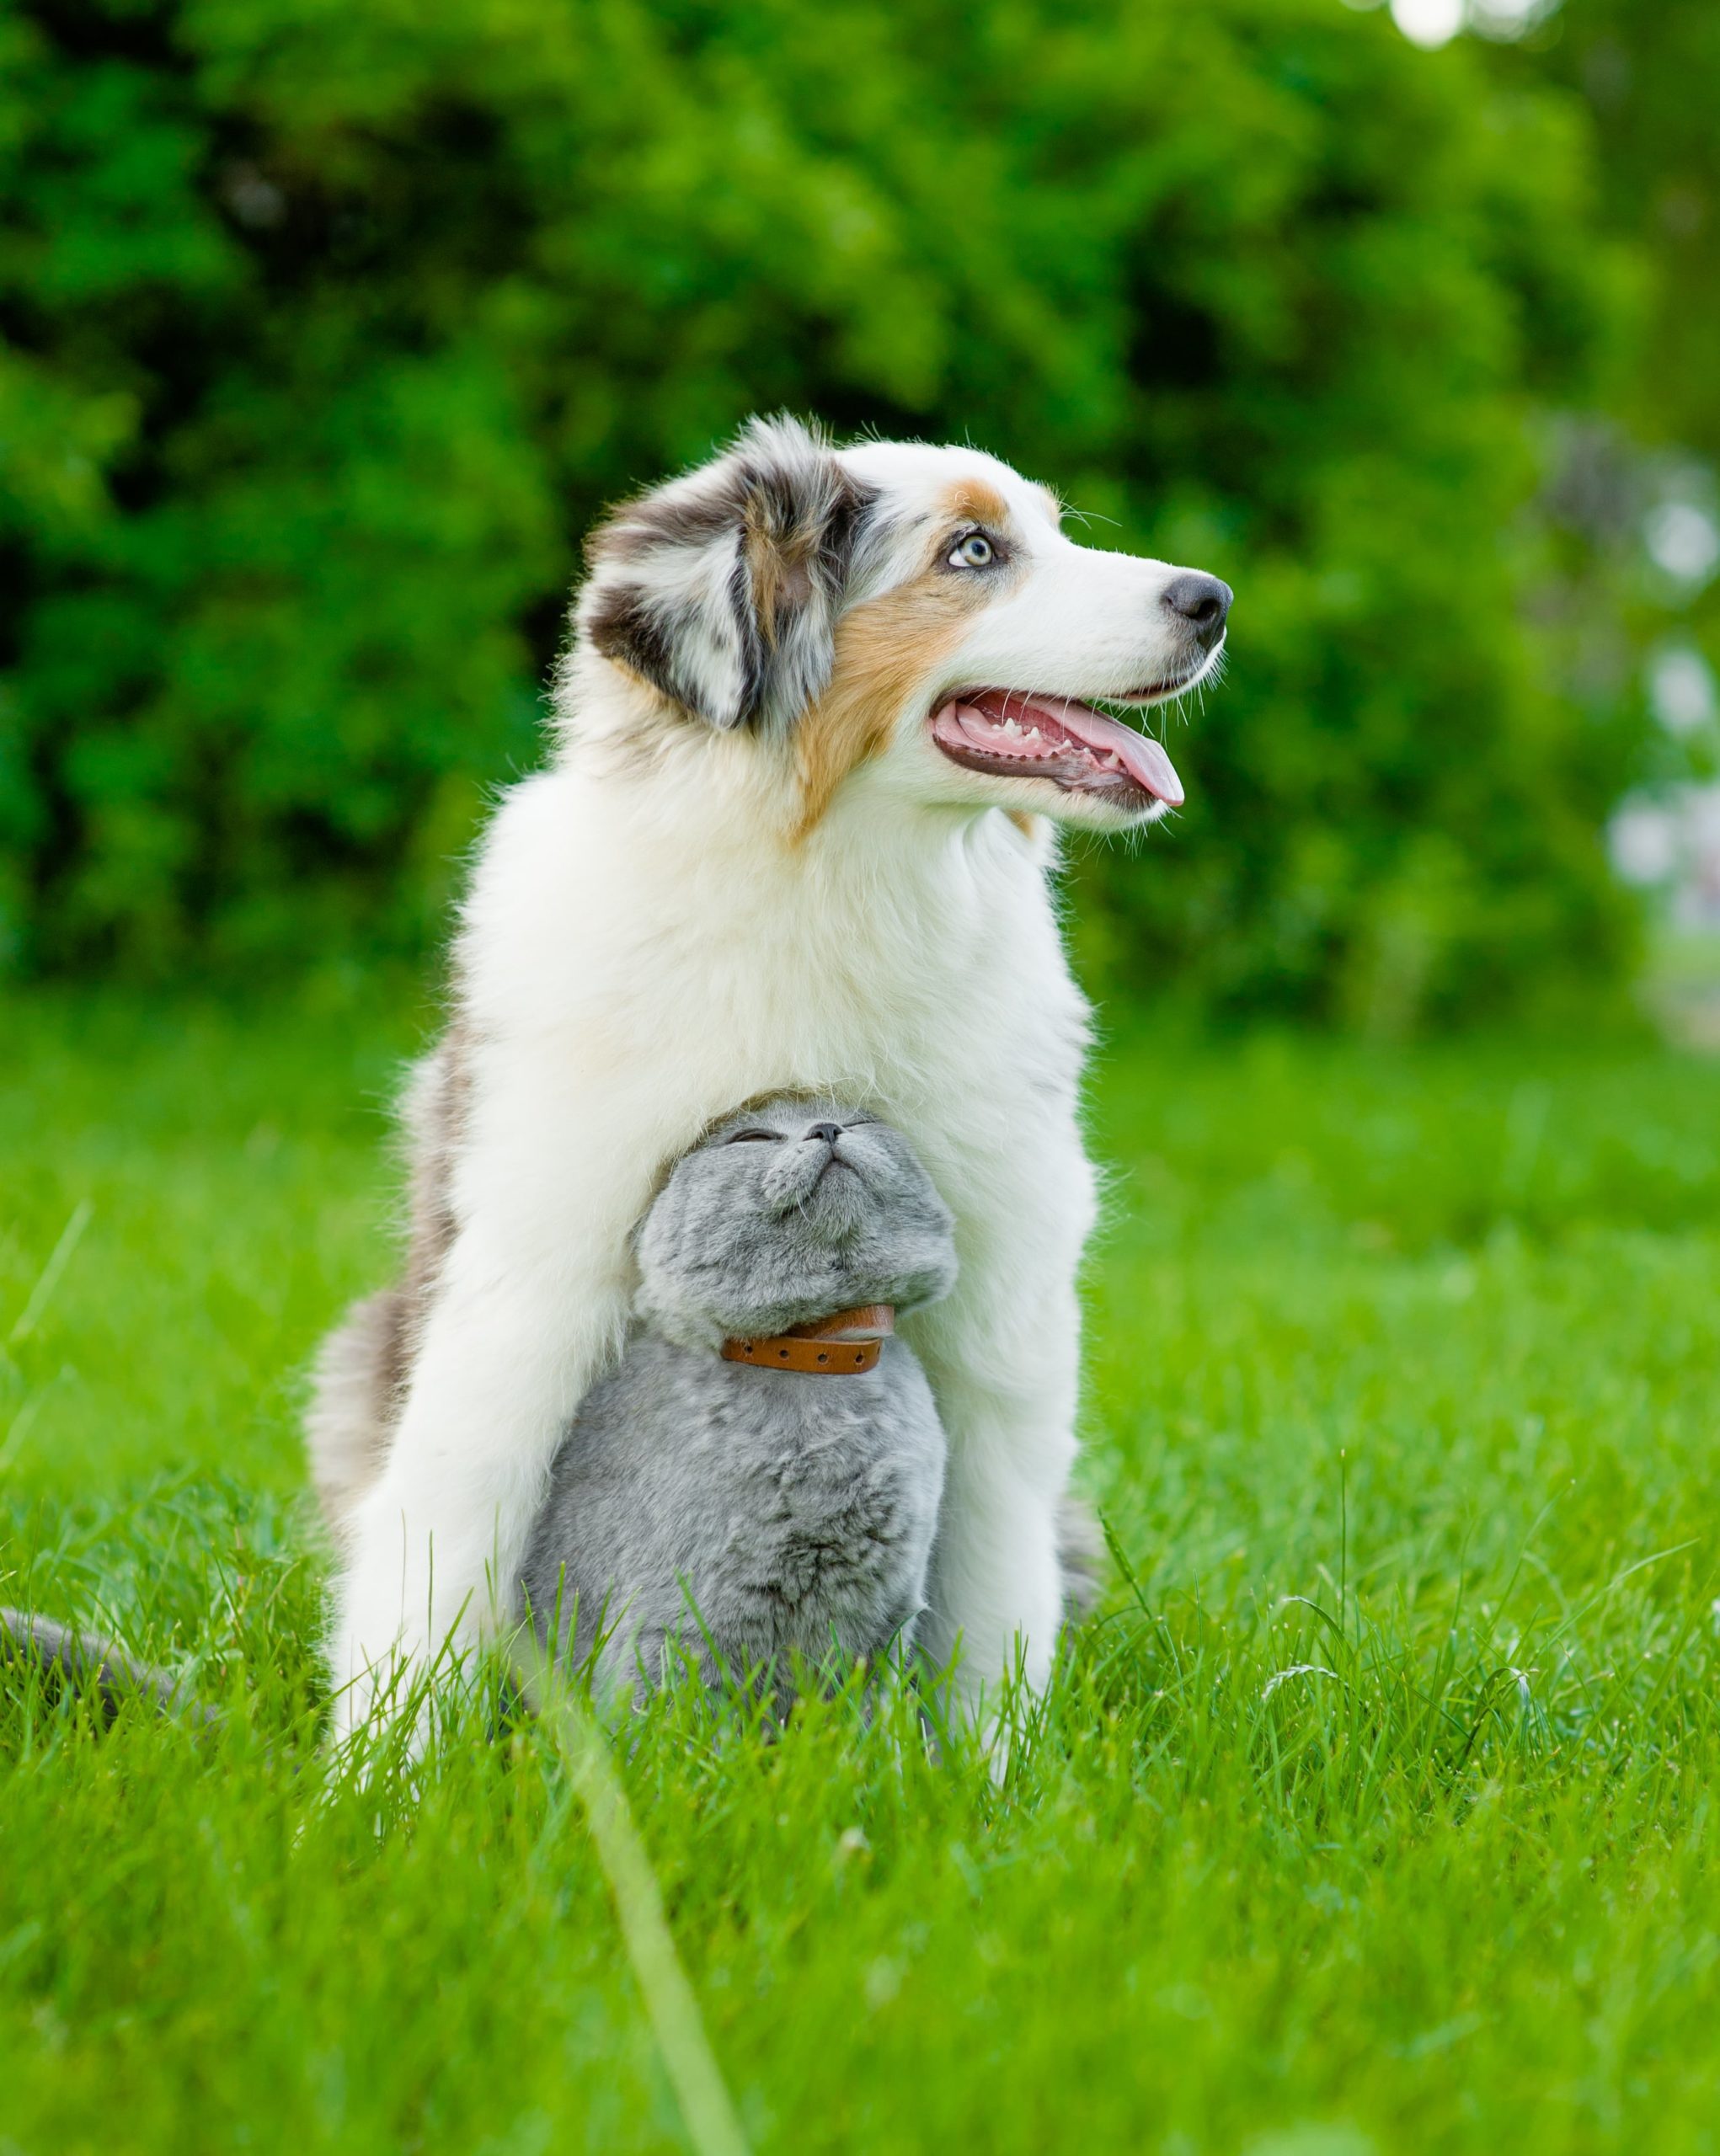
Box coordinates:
[970,691,1184,808]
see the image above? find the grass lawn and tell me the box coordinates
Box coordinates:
[3,985,1718,2154]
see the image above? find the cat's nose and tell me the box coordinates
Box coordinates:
[804,1122,842,1147]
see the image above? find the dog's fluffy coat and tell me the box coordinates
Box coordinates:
[309,416,1227,1739]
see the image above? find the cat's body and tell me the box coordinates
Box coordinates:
[517,1097,957,1701]
[519,1330,946,1697]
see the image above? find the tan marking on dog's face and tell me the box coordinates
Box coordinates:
[793,581,974,832]
[943,478,1013,536]
[791,475,1026,832]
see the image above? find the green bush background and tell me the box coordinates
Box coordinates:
[1,0,1713,1025]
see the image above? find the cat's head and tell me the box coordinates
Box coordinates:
[635,1097,958,1351]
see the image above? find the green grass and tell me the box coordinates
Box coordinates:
[3,988,1719,2154]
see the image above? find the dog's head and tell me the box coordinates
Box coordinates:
[571,415,1230,832]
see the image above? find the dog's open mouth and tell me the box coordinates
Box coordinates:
[929,688,1184,809]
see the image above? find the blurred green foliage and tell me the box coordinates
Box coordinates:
[1530,2,1720,466]
[1505,3,1720,833]
[0,0,1693,1022]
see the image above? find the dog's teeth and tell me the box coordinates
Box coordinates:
[1003,719,1021,737]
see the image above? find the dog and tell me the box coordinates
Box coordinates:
[307,414,1230,1745]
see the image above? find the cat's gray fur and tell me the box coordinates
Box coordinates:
[517,1097,957,1702]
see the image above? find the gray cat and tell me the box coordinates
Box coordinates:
[516,1097,958,1705]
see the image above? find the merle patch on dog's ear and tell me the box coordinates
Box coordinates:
[579,416,874,731]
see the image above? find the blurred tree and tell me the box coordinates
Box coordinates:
[1488,1,1720,877]
[1526,0,1718,462]
[0,0,1650,1022]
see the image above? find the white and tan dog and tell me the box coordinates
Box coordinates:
[308,416,1231,1742]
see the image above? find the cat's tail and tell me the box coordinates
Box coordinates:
[0,1607,212,1725]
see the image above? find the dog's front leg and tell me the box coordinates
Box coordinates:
[919,1392,1072,1716]
[325,1082,675,1749]
[908,1189,1090,1730]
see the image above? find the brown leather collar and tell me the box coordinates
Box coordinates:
[721,1304,895,1375]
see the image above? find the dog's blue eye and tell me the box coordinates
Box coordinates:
[949,531,995,569]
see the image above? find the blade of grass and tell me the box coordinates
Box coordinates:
[8,1199,93,1348]
[531,1653,750,2156]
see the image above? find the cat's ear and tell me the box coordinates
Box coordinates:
[578,416,875,732]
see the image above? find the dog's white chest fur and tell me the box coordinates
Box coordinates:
[446,756,1096,1686]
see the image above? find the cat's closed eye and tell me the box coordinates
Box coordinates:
[725,1129,780,1145]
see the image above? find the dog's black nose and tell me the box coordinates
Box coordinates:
[804,1123,842,1147]
[1161,572,1232,651]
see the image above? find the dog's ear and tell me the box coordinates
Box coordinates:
[579,416,874,731]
